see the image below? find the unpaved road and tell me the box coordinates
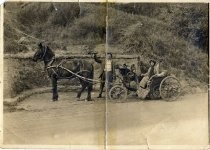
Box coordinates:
[3,91,208,147]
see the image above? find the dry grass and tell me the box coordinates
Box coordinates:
[3,2,209,97]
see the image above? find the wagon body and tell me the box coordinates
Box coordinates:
[109,68,181,100]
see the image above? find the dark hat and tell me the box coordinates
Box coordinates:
[149,59,156,65]
[107,52,112,57]
[123,63,127,67]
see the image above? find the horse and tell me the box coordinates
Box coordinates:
[32,43,94,101]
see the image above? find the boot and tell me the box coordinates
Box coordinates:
[97,94,102,98]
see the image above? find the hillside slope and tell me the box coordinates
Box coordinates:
[4,2,209,86]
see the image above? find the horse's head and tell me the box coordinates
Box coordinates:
[33,42,54,63]
[33,42,45,62]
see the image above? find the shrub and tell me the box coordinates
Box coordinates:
[17,3,51,27]
[9,60,50,97]
[70,14,106,44]
[47,3,80,26]
[4,39,28,54]
[17,3,80,27]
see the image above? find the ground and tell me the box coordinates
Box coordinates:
[3,91,208,148]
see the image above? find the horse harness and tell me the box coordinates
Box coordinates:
[40,46,48,61]
[45,59,117,85]
[46,59,92,82]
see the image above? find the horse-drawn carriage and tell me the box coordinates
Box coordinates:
[33,43,181,101]
[109,65,181,101]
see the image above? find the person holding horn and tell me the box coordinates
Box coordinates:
[92,52,114,98]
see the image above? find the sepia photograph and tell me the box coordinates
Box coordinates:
[2,1,209,149]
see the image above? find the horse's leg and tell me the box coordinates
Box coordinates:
[87,81,93,101]
[98,74,105,98]
[87,69,94,101]
[51,76,58,101]
[76,82,86,100]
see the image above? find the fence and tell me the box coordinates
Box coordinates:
[4,53,208,99]
[4,54,139,98]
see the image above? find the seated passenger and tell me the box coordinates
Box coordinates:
[130,64,136,73]
[139,59,157,88]
[150,70,168,79]
[119,63,129,76]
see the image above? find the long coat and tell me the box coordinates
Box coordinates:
[93,55,114,79]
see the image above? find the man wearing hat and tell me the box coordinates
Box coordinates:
[139,59,157,88]
[93,52,114,98]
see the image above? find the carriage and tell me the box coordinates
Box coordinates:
[109,66,181,101]
[33,43,181,101]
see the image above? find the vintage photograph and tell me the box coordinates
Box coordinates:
[2,1,209,148]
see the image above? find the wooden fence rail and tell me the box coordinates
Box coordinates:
[4,53,140,60]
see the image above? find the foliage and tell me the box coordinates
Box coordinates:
[4,2,209,93]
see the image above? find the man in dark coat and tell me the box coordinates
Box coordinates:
[93,53,114,98]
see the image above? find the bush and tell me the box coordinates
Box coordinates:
[17,3,51,27]
[4,2,209,87]
[4,39,28,54]
[17,3,80,27]
[47,3,80,26]
[110,3,209,53]
[7,59,50,97]
[118,14,208,83]
[70,14,106,44]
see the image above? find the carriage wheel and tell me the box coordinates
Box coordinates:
[109,85,127,100]
[150,84,161,99]
[159,76,181,100]
[123,76,130,86]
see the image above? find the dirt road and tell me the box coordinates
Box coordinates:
[3,91,208,147]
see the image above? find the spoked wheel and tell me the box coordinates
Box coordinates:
[159,76,181,101]
[150,84,161,99]
[109,85,127,100]
[123,76,130,87]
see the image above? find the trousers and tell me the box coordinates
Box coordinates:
[99,71,113,96]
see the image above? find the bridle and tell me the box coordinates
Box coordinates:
[40,46,47,60]
[38,46,55,64]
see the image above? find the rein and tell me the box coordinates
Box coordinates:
[41,46,47,60]
[46,65,100,83]
[45,60,114,85]
[57,66,116,85]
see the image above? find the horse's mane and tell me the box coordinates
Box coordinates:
[46,46,55,58]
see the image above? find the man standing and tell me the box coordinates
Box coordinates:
[93,53,114,98]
